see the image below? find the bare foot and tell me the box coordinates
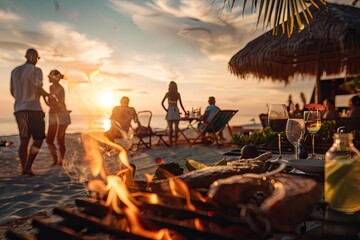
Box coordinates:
[22,170,36,176]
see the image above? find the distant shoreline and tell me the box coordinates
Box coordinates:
[0,113,260,137]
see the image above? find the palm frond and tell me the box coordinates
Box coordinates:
[220,0,326,37]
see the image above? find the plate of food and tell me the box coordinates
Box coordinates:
[287,159,324,173]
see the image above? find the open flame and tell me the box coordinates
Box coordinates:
[81,131,206,239]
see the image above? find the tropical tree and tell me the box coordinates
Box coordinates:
[220,0,327,37]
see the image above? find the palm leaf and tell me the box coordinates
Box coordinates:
[220,0,326,37]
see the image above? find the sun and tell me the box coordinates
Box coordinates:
[98,91,115,111]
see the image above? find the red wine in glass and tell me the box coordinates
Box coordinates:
[268,104,289,161]
[269,118,288,133]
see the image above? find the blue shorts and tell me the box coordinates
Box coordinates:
[166,107,180,121]
[15,111,46,140]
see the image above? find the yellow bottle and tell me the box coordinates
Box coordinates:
[325,133,360,214]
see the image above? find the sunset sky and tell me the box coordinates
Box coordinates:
[0,0,353,120]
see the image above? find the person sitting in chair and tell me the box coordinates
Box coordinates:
[105,96,138,142]
[348,95,360,119]
[197,96,221,141]
[322,98,339,120]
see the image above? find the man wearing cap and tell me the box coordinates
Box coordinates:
[10,48,49,175]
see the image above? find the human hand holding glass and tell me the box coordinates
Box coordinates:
[304,110,322,160]
[268,104,289,161]
[286,118,306,159]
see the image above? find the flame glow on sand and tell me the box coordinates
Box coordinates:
[77,131,206,239]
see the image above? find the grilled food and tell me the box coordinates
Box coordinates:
[138,152,272,190]
[208,173,321,232]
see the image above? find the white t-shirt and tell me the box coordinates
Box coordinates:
[10,63,43,112]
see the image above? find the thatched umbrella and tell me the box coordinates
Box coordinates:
[228,2,360,103]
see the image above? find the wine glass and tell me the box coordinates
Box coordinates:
[268,104,289,161]
[304,110,322,160]
[285,118,306,159]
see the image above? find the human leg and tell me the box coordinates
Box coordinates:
[174,120,180,145]
[168,120,174,146]
[23,111,46,174]
[19,138,30,170]
[57,124,68,164]
[14,111,31,171]
[46,124,58,164]
[23,139,43,174]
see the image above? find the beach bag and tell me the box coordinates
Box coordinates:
[58,110,71,125]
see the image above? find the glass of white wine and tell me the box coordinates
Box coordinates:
[304,110,322,160]
[285,118,306,159]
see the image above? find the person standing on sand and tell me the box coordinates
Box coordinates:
[46,70,71,166]
[161,81,186,146]
[10,48,49,175]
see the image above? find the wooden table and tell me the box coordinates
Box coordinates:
[179,117,200,144]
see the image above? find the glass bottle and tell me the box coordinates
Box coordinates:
[324,132,360,214]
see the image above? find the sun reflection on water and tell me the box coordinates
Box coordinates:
[103,118,111,131]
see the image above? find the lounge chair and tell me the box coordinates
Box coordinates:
[189,110,238,147]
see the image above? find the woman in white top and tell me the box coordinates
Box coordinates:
[161,81,186,146]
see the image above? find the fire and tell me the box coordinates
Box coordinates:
[82,130,210,239]
[124,207,172,240]
[82,132,177,239]
[169,178,196,211]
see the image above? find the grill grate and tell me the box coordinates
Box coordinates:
[5,196,360,240]
[6,197,255,240]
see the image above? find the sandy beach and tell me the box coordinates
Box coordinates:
[0,132,234,234]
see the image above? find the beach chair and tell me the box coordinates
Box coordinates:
[153,127,169,147]
[133,110,153,149]
[189,110,238,147]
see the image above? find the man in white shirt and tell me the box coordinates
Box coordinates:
[10,48,49,175]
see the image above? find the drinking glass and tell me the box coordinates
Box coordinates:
[191,107,197,118]
[285,118,306,159]
[268,104,289,160]
[304,110,322,160]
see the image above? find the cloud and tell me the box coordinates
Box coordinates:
[39,21,112,64]
[109,0,264,61]
[0,9,21,21]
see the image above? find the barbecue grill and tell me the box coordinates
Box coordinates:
[4,134,359,240]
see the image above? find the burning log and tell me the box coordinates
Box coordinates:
[74,198,257,240]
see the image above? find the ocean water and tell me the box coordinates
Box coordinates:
[0,114,259,137]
